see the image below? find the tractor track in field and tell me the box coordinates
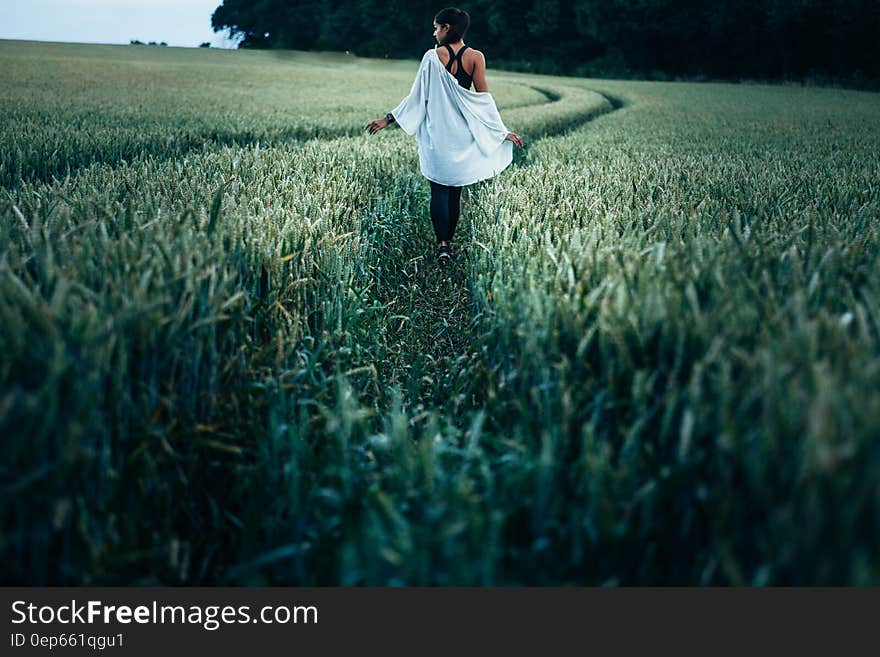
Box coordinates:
[363,86,620,424]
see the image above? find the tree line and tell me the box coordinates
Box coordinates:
[211,1,879,86]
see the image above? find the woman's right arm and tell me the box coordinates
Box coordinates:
[472,53,522,147]
[472,52,489,93]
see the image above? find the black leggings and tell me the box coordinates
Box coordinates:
[429,181,463,243]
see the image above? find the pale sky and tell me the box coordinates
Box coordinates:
[0,0,241,48]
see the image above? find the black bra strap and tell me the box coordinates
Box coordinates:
[443,44,455,71]
[455,46,470,79]
[443,44,471,76]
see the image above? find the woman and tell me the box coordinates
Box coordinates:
[365,7,523,263]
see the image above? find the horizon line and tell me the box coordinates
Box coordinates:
[0,36,240,49]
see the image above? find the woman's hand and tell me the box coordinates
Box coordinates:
[365,117,390,134]
[505,132,524,148]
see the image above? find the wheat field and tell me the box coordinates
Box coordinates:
[1,40,878,585]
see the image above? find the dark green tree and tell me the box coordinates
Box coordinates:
[209,0,879,85]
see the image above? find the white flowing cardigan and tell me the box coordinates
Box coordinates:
[390,48,513,187]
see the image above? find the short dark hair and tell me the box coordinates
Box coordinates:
[434,7,470,44]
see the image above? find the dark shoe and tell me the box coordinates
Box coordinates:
[437,244,452,263]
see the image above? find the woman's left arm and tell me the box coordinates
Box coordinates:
[365,53,430,136]
[365,114,392,134]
